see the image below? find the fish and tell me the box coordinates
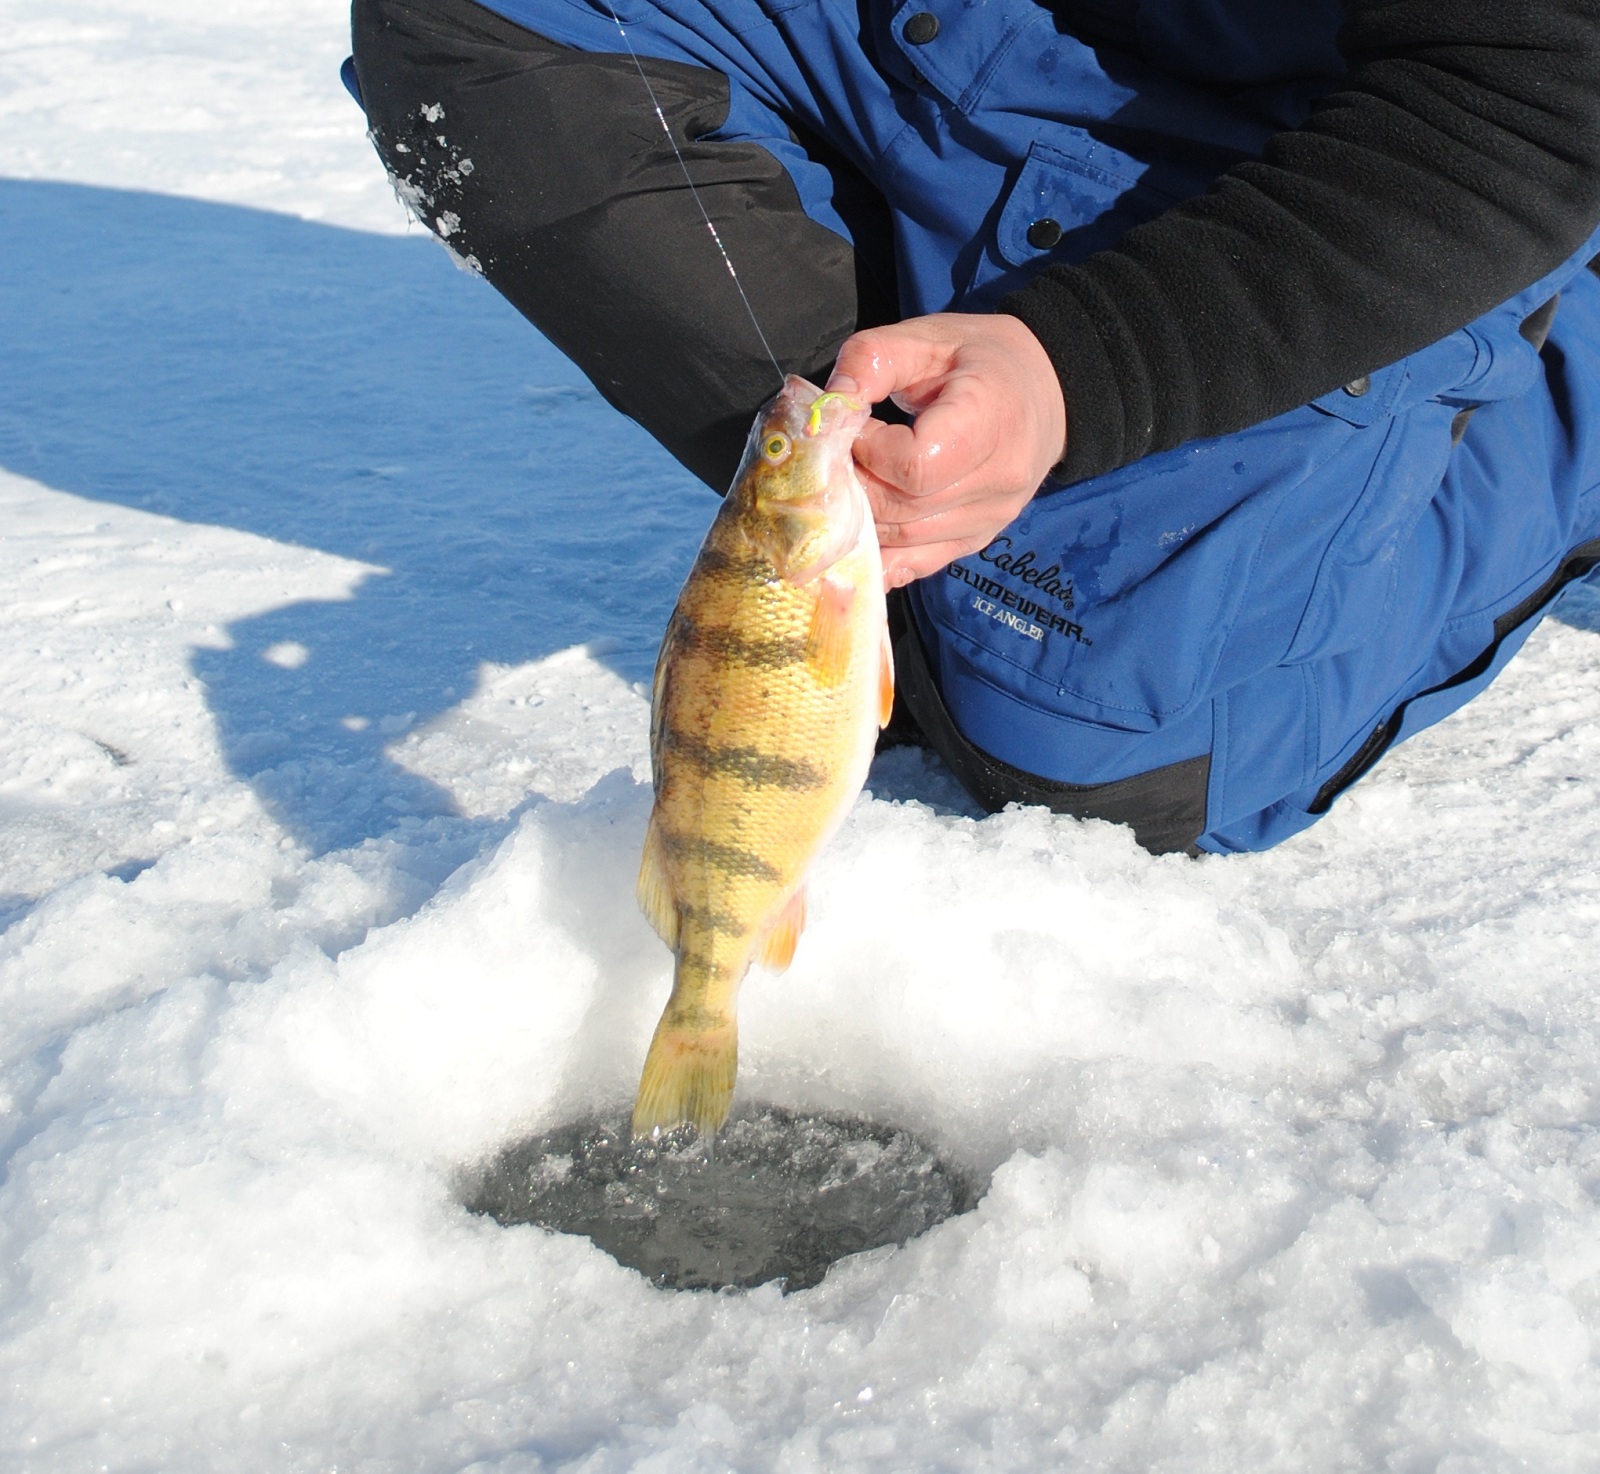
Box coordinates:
[632,374,894,1138]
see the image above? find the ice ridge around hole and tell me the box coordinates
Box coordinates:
[462,1106,983,1291]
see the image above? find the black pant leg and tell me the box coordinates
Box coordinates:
[350,0,895,491]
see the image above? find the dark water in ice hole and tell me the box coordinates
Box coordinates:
[463,1106,982,1292]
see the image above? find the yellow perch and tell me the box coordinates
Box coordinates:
[633,375,893,1138]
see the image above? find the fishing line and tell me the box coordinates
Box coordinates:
[600,0,787,389]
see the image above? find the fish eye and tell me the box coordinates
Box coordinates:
[762,432,792,464]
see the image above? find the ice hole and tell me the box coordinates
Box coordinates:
[462,1106,981,1292]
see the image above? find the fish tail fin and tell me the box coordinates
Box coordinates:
[631,1011,738,1139]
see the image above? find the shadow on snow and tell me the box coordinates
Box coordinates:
[0,177,712,853]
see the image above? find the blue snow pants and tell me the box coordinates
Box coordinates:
[378,0,1600,852]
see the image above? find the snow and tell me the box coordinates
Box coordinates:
[3,2,1600,1468]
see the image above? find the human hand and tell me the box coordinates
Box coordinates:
[826,312,1067,588]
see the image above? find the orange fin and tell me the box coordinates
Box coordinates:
[632,1014,738,1138]
[636,817,679,949]
[808,576,857,687]
[878,626,896,729]
[758,887,807,973]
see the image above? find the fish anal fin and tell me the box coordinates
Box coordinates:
[808,575,857,687]
[758,887,806,973]
[632,1014,738,1138]
[636,818,679,949]
[878,626,895,729]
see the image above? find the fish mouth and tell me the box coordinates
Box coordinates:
[804,391,862,437]
[775,375,868,440]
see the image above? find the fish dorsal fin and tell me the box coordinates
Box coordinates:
[636,817,679,949]
[878,626,895,729]
[648,612,687,796]
[808,575,857,688]
[758,887,807,972]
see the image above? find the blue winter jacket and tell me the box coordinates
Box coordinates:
[465,0,1600,849]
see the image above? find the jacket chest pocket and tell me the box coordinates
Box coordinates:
[965,136,1179,306]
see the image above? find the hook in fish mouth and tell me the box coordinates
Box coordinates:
[805,391,862,437]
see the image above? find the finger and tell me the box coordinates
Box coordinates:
[854,386,1000,503]
[881,532,995,586]
[853,421,958,504]
[886,377,948,417]
[873,492,1019,548]
[826,322,955,407]
[866,468,1001,531]
[859,436,1026,529]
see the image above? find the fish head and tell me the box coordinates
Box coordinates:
[730,375,872,583]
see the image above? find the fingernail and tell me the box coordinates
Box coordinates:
[825,372,860,397]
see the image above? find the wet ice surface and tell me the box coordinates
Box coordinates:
[465,1107,980,1291]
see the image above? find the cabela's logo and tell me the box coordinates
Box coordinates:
[976,537,1074,610]
[945,561,1091,645]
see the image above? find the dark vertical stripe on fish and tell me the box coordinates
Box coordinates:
[682,623,810,670]
[691,546,778,583]
[663,731,826,791]
[661,832,783,881]
[663,994,733,1028]
[676,904,751,937]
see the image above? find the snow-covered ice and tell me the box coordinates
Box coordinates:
[3,3,1600,1469]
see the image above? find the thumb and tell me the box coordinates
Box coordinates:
[827,322,956,408]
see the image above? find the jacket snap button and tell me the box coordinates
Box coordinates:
[1026,217,1064,250]
[1344,375,1372,397]
[902,11,940,44]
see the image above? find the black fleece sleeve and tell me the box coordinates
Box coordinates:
[999,0,1600,485]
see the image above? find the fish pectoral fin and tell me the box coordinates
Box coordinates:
[807,575,857,687]
[878,626,895,729]
[632,1013,738,1139]
[636,818,679,949]
[758,887,807,973]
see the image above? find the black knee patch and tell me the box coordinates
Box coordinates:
[350,0,893,490]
